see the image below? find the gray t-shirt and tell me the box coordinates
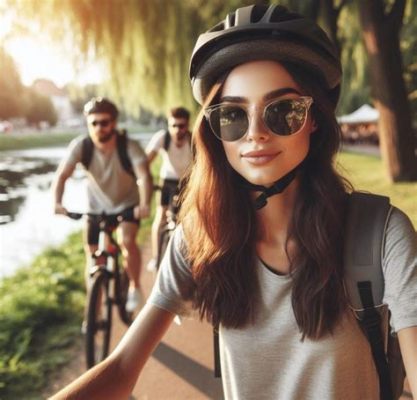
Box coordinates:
[146,129,192,180]
[62,135,146,214]
[148,207,417,400]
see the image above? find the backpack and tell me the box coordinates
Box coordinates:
[213,192,406,400]
[344,191,405,400]
[80,129,135,177]
[163,130,171,151]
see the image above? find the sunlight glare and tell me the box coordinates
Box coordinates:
[5,36,104,87]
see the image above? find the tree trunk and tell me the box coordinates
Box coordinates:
[358,0,417,181]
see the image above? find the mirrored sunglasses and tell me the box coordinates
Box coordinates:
[204,96,313,142]
[171,123,186,129]
[90,119,112,128]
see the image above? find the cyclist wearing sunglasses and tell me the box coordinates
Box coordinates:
[145,106,192,271]
[52,97,153,316]
[52,5,417,400]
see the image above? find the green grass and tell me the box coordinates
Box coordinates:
[0,232,85,400]
[337,151,417,228]
[0,123,153,151]
[0,132,80,151]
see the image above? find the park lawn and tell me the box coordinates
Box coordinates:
[0,132,79,151]
[337,151,417,228]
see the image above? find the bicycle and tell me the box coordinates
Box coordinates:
[155,191,180,271]
[67,210,134,368]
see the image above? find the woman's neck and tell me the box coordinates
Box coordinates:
[254,178,299,243]
[253,178,300,274]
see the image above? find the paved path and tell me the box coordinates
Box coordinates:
[113,241,223,400]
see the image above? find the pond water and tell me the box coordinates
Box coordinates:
[0,133,152,278]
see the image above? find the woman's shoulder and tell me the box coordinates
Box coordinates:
[386,206,416,242]
[383,205,417,266]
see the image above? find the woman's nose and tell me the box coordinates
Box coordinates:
[245,111,270,142]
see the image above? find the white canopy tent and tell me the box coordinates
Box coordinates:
[337,104,379,124]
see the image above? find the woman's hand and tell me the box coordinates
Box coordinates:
[50,304,174,400]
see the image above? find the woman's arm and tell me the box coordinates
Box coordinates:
[50,303,175,400]
[398,326,417,398]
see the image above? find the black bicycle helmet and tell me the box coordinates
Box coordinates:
[83,97,119,119]
[189,4,342,106]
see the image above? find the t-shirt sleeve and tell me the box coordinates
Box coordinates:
[382,207,417,332]
[61,136,83,169]
[126,138,146,166]
[147,225,196,316]
[145,129,165,154]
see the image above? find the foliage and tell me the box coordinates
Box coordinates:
[0,47,26,119]
[402,0,417,122]
[4,0,417,126]
[0,46,59,125]
[0,232,85,399]
[337,151,417,226]
[24,89,58,127]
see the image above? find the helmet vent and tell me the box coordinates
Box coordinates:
[259,5,276,23]
[224,13,235,29]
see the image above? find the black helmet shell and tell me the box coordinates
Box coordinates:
[83,97,119,119]
[189,5,342,105]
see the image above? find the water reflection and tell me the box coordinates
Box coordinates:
[0,155,58,223]
[0,147,86,278]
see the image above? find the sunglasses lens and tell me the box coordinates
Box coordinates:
[91,120,110,127]
[208,106,248,141]
[264,99,308,136]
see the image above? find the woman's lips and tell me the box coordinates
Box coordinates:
[241,150,280,165]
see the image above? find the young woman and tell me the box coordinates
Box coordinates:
[52,4,417,400]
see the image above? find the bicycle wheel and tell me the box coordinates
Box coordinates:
[117,267,133,326]
[86,272,112,369]
[156,228,171,270]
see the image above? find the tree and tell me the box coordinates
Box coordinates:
[25,89,58,127]
[0,47,25,119]
[358,0,417,181]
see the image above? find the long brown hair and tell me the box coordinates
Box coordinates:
[179,62,352,339]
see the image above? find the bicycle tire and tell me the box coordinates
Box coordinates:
[156,228,172,270]
[86,272,112,369]
[117,268,133,326]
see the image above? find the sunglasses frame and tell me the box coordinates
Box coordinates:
[204,96,314,142]
[90,119,113,128]
[171,123,187,129]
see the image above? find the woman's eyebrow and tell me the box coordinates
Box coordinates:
[264,88,301,101]
[220,88,301,104]
[219,95,247,103]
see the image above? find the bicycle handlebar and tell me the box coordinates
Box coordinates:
[65,208,135,223]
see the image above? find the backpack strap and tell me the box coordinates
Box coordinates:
[80,135,94,170]
[115,129,135,177]
[344,192,393,400]
[163,130,171,151]
[213,323,221,378]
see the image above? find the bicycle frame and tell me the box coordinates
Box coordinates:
[65,211,133,368]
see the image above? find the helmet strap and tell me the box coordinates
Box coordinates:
[235,163,302,210]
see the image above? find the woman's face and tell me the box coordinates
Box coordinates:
[219,60,315,187]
